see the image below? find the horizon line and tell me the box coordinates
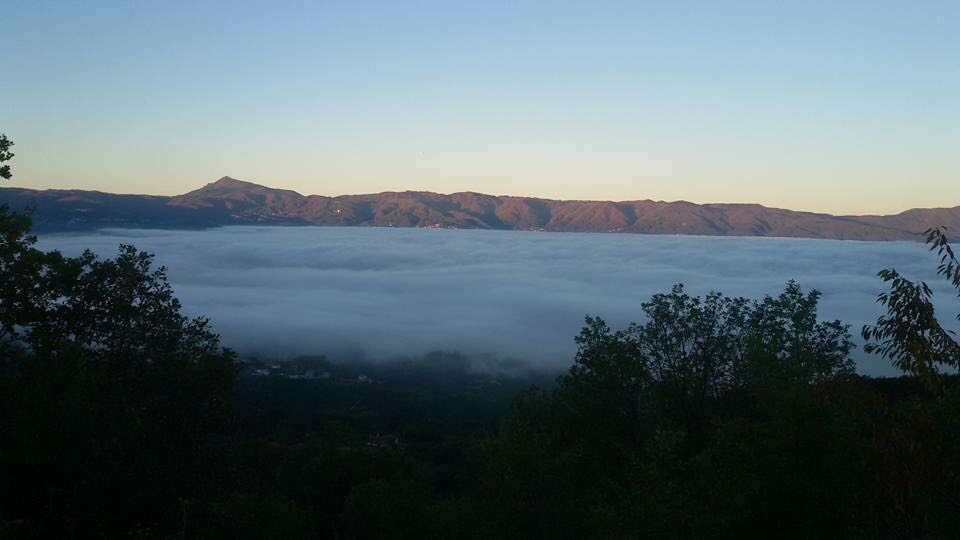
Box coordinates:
[5,175,958,219]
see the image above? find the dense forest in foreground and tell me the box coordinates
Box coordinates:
[2,135,960,538]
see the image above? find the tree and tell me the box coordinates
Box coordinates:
[1,243,239,537]
[0,133,36,350]
[558,282,853,442]
[0,134,12,180]
[0,136,239,537]
[479,282,858,538]
[863,226,960,387]
[859,226,960,534]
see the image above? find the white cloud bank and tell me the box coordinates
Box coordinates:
[38,226,959,376]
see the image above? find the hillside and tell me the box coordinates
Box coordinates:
[2,176,957,240]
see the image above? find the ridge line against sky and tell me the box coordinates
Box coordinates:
[3,1,958,215]
[7,176,959,217]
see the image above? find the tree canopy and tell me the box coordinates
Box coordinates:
[0,136,238,537]
[863,226,960,388]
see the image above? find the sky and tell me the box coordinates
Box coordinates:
[3,1,958,214]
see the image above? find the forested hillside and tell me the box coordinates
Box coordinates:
[3,176,958,240]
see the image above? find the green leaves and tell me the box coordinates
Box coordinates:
[0,204,238,536]
[0,134,13,180]
[863,226,960,390]
[485,282,861,538]
[569,282,853,412]
[926,226,960,316]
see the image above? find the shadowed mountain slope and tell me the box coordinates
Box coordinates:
[2,176,957,240]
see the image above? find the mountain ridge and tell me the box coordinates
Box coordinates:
[2,176,957,241]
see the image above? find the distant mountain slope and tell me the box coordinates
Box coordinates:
[2,176,957,241]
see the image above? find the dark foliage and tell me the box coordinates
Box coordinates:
[0,143,238,537]
[0,134,12,180]
[863,226,960,389]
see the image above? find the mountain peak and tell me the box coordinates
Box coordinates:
[175,177,305,205]
[211,176,248,186]
[195,176,275,193]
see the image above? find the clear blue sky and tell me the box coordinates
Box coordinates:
[3,0,957,214]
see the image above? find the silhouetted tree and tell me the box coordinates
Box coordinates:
[859,226,960,534]
[475,282,859,538]
[863,226,960,389]
[0,134,12,180]
[0,136,238,537]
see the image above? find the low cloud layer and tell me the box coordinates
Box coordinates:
[38,226,957,376]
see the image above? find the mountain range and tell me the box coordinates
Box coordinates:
[1,176,957,241]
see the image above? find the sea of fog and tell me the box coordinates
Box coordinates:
[37,226,958,376]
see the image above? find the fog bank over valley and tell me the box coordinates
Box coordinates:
[38,226,957,376]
